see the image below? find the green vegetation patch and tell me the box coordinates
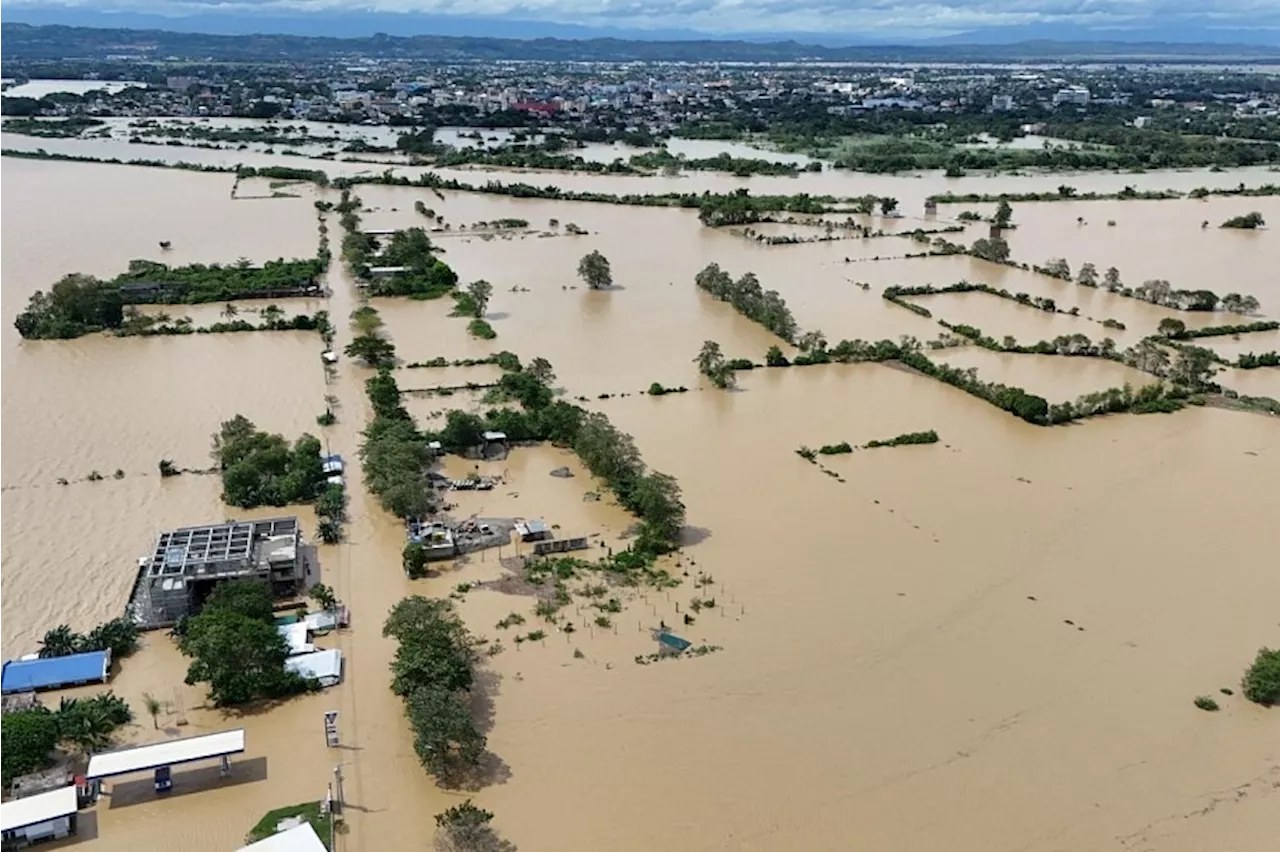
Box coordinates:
[248,801,332,849]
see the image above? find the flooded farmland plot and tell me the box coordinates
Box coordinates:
[2,147,1278,852]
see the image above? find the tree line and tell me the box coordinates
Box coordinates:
[695,263,798,342]
[14,257,325,339]
[383,596,487,785]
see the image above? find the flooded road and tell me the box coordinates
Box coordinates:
[2,150,1278,852]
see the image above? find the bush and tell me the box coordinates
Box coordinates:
[818,442,853,455]
[864,430,940,449]
[316,410,336,427]
[1,708,59,787]
[765,345,790,367]
[1221,211,1265,229]
[467,318,497,340]
[1193,695,1220,712]
[158,458,180,477]
[1242,647,1280,705]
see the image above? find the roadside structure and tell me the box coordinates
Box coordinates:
[86,729,246,795]
[129,517,304,628]
[0,785,79,848]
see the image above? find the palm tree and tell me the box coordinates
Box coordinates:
[221,302,239,321]
[57,699,117,754]
[40,625,80,658]
[142,693,163,729]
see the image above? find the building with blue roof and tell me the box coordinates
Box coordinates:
[1,650,111,694]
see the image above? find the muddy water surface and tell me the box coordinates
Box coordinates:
[2,154,1278,852]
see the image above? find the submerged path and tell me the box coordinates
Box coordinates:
[311,206,458,850]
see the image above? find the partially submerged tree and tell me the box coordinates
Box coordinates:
[434,801,517,852]
[466,280,493,318]
[576,250,613,290]
[695,340,735,389]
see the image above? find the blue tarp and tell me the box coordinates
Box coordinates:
[1,650,111,694]
[657,632,692,653]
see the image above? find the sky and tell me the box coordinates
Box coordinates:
[6,0,1280,42]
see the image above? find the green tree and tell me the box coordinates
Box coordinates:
[466,280,493,317]
[434,801,517,852]
[992,200,1013,229]
[1170,345,1218,389]
[350,305,384,336]
[1,709,59,787]
[345,333,397,368]
[1157,318,1187,338]
[403,541,429,579]
[405,685,486,784]
[630,472,686,544]
[526,357,556,385]
[203,579,276,623]
[1103,266,1122,291]
[577,250,613,290]
[1077,262,1099,287]
[765,345,789,367]
[384,597,477,695]
[39,625,80,658]
[1242,647,1280,705]
[970,237,1010,263]
[695,340,735,389]
[879,197,899,215]
[440,410,486,453]
[55,697,120,754]
[179,608,309,707]
[309,583,338,611]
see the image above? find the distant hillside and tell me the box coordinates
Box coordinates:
[3,22,1280,64]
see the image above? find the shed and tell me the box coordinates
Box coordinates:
[514,519,551,542]
[238,822,327,852]
[286,649,343,688]
[0,785,78,847]
[1,651,111,694]
[277,622,315,657]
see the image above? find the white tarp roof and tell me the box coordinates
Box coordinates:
[86,729,245,780]
[237,822,327,852]
[285,649,342,686]
[0,786,77,832]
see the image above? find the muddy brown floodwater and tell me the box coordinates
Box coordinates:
[2,151,1278,852]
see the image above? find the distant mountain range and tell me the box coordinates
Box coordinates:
[3,21,1280,64]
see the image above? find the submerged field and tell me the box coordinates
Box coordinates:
[2,151,1278,852]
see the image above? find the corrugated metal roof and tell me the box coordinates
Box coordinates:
[1,651,110,694]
